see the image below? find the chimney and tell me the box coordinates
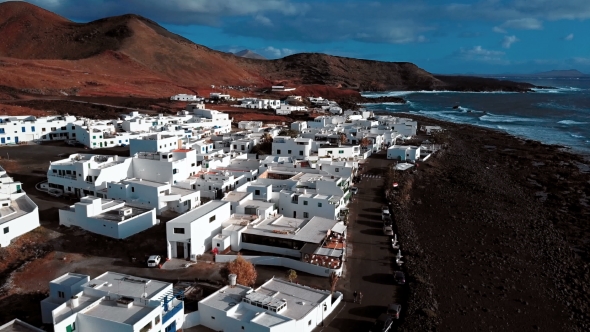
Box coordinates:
[70,295,79,309]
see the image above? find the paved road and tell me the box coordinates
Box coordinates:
[317,153,406,331]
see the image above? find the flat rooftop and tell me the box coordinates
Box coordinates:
[95,206,153,223]
[256,278,330,321]
[83,272,170,300]
[222,191,251,203]
[123,178,168,188]
[0,319,44,332]
[168,200,229,225]
[200,284,251,312]
[51,273,88,288]
[82,299,156,325]
[243,215,338,244]
[0,196,37,226]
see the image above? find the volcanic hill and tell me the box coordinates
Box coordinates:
[0,1,534,98]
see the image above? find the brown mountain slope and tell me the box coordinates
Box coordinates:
[0,1,533,98]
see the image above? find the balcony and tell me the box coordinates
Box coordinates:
[163,301,183,324]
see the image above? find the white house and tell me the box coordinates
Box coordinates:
[210,92,231,100]
[170,94,198,101]
[318,144,361,159]
[272,137,312,160]
[166,200,231,259]
[291,121,307,132]
[40,271,185,332]
[0,166,40,247]
[0,319,44,331]
[387,145,421,162]
[0,115,83,145]
[129,133,182,155]
[238,121,264,130]
[106,179,200,215]
[58,196,157,239]
[198,277,342,332]
[271,86,296,92]
[276,104,307,115]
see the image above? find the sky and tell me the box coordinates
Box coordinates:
[7,0,590,74]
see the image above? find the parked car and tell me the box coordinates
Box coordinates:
[388,303,402,319]
[383,215,393,226]
[370,313,394,332]
[147,255,161,267]
[383,225,394,236]
[381,206,390,220]
[350,187,359,195]
[394,271,406,285]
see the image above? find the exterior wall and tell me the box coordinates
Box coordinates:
[59,207,156,239]
[278,192,338,220]
[318,145,360,158]
[215,255,343,277]
[272,137,312,160]
[0,196,39,247]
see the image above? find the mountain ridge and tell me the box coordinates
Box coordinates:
[0,1,535,98]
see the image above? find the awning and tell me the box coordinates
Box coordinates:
[331,222,346,234]
[315,247,343,257]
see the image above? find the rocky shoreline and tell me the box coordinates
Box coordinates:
[388,115,590,331]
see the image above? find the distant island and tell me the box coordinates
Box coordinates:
[234,49,267,60]
[484,69,589,78]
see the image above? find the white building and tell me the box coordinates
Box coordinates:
[0,319,44,331]
[198,277,342,332]
[271,86,296,92]
[318,144,361,159]
[40,272,185,332]
[0,166,40,247]
[106,179,200,215]
[129,133,182,155]
[170,94,198,101]
[58,196,157,239]
[272,137,312,160]
[0,115,83,145]
[210,92,231,100]
[166,200,231,259]
[276,105,307,115]
[387,145,421,162]
[238,121,264,130]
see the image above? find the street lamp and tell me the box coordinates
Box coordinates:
[321,303,327,326]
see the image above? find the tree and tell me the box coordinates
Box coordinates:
[287,269,298,283]
[339,133,347,144]
[220,254,257,287]
[329,272,339,295]
[360,137,370,148]
[278,129,299,138]
[261,133,273,144]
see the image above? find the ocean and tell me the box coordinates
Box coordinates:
[361,78,590,155]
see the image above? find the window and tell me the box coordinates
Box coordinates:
[21,127,25,132]
[61,126,66,130]
[277,149,281,154]
[92,136,96,139]
[309,320,312,326]
[318,202,322,207]
[71,126,75,130]
[209,215,216,223]
[139,321,152,332]
[303,201,308,205]
[303,212,309,218]
[132,187,135,192]
[155,315,160,325]
[339,150,344,154]
[299,151,303,156]
[58,291,65,298]
[211,316,216,320]
[3,227,8,234]
[288,150,292,154]
[173,228,185,234]
[335,168,339,172]
[255,190,260,195]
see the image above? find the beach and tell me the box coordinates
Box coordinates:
[392,115,590,331]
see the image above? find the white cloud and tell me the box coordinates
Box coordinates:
[573,57,590,65]
[502,35,519,48]
[564,33,574,41]
[262,46,295,58]
[494,18,543,33]
[254,14,273,26]
[455,46,506,63]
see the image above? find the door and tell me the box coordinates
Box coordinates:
[176,242,185,258]
[186,243,191,260]
[14,136,18,143]
[293,211,297,218]
[16,185,21,193]
[100,142,103,148]
[1,138,4,144]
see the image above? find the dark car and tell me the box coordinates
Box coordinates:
[370,313,394,332]
[394,271,405,285]
[388,303,402,319]
[383,215,393,226]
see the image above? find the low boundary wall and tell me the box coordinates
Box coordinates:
[215,254,343,277]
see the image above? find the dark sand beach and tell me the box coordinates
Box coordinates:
[392,115,590,331]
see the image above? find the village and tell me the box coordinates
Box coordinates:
[0,90,443,332]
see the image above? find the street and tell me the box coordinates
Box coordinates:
[317,153,406,331]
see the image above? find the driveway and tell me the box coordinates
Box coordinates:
[317,153,406,331]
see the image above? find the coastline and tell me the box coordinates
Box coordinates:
[390,114,590,331]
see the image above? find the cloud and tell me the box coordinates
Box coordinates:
[493,18,543,33]
[563,33,574,41]
[262,46,295,58]
[458,31,481,38]
[254,14,273,27]
[502,35,519,48]
[454,46,506,63]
